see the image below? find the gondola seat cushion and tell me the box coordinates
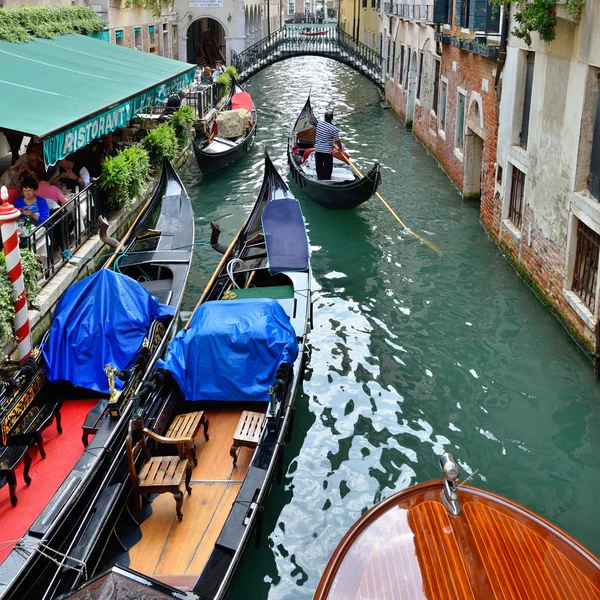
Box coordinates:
[216,109,252,139]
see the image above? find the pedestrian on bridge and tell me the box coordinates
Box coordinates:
[315,111,343,180]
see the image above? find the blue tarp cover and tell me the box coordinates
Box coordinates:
[262,198,309,274]
[159,299,298,402]
[43,270,174,393]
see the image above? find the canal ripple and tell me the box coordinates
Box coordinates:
[177,56,600,599]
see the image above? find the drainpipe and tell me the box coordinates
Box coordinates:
[353,0,356,39]
[268,0,271,36]
[494,3,510,92]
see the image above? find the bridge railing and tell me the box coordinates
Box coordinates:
[232,25,384,84]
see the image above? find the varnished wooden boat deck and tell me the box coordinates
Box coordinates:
[128,409,255,581]
[315,481,600,600]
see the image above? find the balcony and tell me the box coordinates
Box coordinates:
[435,32,500,58]
[395,3,434,22]
[383,2,393,13]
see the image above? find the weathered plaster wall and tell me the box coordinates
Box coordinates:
[491,5,600,349]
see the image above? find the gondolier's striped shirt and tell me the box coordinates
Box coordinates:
[315,121,340,154]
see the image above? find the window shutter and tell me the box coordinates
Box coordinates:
[469,0,477,29]
[472,0,487,30]
[486,0,500,32]
[589,93,600,200]
[433,0,447,23]
[454,0,462,27]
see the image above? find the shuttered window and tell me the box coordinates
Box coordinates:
[520,52,535,149]
[589,84,600,200]
[405,48,411,87]
[433,60,440,115]
[572,220,600,313]
[416,52,424,100]
[455,0,469,27]
[508,166,525,229]
[439,80,447,131]
[392,42,396,78]
[433,0,451,23]
[399,45,405,86]
[456,91,466,150]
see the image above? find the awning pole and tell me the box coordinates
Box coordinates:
[0,186,32,362]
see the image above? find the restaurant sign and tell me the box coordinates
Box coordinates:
[189,0,224,7]
[43,70,195,167]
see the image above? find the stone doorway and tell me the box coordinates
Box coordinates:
[406,50,418,126]
[463,129,484,200]
[186,18,226,68]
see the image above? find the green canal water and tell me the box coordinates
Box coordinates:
[178,57,600,599]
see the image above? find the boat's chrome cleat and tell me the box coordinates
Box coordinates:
[440,452,461,516]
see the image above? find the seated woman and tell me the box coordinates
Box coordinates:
[200,66,213,85]
[14,177,50,226]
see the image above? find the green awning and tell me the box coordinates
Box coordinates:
[0,33,195,165]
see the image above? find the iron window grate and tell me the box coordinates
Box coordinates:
[508,166,525,229]
[572,220,600,313]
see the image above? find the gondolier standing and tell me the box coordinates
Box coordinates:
[315,111,343,180]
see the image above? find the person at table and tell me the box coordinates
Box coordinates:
[166,91,185,108]
[16,150,46,183]
[102,133,115,157]
[37,172,69,209]
[50,155,90,193]
[14,177,50,225]
[314,110,343,180]
[200,66,213,85]
[212,61,226,80]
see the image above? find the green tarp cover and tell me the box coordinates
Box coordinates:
[0,34,195,165]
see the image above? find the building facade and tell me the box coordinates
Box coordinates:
[491,6,598,349]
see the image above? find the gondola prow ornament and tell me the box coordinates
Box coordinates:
[0,185,32,362]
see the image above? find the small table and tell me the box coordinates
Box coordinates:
[0,446,32,507]
[230,411,265,467]
[8,402,62,459]
[164,411,209,465]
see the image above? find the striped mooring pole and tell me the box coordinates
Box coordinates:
[0,186,32,362]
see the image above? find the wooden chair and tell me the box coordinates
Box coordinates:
[230,411,265,468]
[163,410,209,466]
[126,417,192,521]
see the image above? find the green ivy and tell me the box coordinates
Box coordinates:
[216,66,240,99]
[100,145,150,213]
[496,0,582,45]
[170,106,196,149]
[142,123,179,172]
[123,0,175,18]
[0,249,39,349]
[0,7,104,44]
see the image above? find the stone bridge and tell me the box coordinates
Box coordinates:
[231,25,384,88]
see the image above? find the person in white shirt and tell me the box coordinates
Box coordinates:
[50,155,90,193]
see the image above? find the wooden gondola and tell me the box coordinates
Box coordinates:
[0,157,194,600]
[315,453,600,600]
[288,96,381,210]
[192,78,257,174]
[60,151,312,600]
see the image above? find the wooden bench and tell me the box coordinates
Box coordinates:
[126,417,192,521]
[8,402,62,459]
[164,410,209,466]
[230,411,265,468]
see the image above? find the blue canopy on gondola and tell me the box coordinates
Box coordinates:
[159,299,298,402]
[42,270,174,393]
[262,198,309,274]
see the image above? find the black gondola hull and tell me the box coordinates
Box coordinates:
[288,145,381,210]
[193,121,257,173]
[0,158,194,600]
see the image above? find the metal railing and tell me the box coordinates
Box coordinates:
[20,184,99,282]
[231,25,384,86]
[186,81,219,120]
[383,1,393,12]
[395,3,434,21]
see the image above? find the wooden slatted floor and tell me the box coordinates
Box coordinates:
[128,409,257,580]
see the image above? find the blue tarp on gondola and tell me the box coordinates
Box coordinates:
[262,198,309,274]
[42,270,174,393]
[159,299,298,402]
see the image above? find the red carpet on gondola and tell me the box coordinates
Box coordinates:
[0,399,98,564]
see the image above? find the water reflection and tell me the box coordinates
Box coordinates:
[178,56,600,600]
